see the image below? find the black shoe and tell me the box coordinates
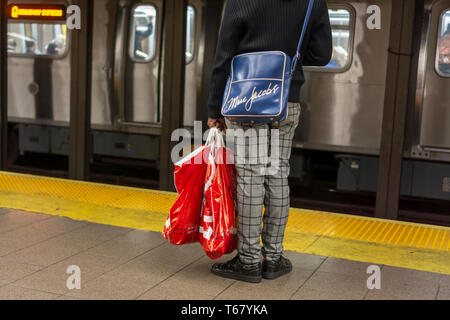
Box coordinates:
[262,257,292,280]
[211,255,262,283]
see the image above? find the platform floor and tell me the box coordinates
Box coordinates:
[0,208,448,300]
[0,171,449,278]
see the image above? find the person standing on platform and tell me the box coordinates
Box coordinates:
[207,0,332,283]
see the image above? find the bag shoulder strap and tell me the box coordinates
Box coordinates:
[291,0,315,72]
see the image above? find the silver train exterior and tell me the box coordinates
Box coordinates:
[5,0,450,200]
[7,0,203,161]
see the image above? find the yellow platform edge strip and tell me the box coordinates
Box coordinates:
[0,171,449,249]
[0,189,449,275]
[1,171,449,230]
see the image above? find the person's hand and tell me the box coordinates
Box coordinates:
[208,118,227,133]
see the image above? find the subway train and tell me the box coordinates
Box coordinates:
[1,0,450,225]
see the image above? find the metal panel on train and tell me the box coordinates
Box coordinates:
[8,0,204,161]
[296,0,392,155]
[91,0,202,131]
[7,0,71,124]
[418,0,450,152]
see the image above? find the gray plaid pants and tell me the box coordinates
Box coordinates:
[225,102,301,265]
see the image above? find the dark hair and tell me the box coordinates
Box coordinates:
[7,39,17,47]
[46,42,58,55]
[25,40,36,49]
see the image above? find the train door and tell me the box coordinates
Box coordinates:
[124,2,161,124]
[297,1,392,154]
[89,0,203,188]
[90,0,163,128]
[184,0,203,128]
[414,0,450,155]
[401,0,450,205]
[6,0,71,176]
[88,0,163,187]
[289,1,392,212]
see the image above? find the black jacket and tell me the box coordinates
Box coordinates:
[207,0,333,119]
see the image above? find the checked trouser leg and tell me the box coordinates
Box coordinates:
[225,103,301,265]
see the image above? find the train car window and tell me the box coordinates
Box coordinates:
[186,5,196,64]
[129,5,157,63]
[7,23,67,57]
[436,9,450,76]
[305,8,353,72]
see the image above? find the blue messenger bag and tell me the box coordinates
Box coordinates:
[221,0,314,123]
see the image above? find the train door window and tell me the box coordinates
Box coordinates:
[306,7,353,71]
[129,5,157,62]
[436,9,450,76]
[186,5,196,63]
[7,23,67,57]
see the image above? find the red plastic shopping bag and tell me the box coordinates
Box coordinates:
[162,144,211,245]
[199,131,238,259]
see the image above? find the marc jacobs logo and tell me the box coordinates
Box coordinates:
[224,82,280,113]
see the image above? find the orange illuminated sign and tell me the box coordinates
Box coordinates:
[8,4,66,21]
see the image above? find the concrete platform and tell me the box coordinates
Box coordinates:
[0,208,448,300]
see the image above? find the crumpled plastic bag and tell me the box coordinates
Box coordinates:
[199,130,238,259]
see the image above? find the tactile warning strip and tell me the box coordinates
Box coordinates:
[0,171,448,252]
[0,171,177,213]
[287,209,449,251]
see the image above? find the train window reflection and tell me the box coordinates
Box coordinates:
[304,8,352,71]
[437,10,450,76]
[324,9,351,70]
[7,23,67,57]
[186,6,196,63]
[130,5,157,63]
